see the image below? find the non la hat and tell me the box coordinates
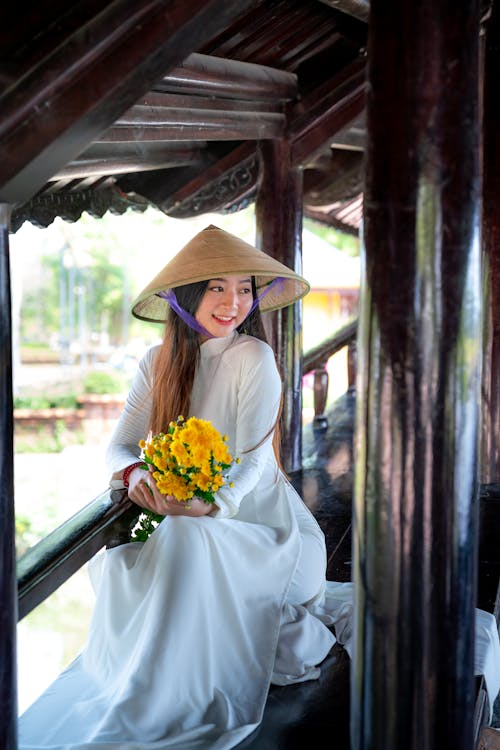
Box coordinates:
[132,224,310,322]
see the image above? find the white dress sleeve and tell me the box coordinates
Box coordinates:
[105,347,157,483]
[210,340,283,518]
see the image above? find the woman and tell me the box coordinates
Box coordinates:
[19,225,354,749]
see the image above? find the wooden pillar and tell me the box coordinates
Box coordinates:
[255,139,304,473]
[352,2,481,749]
[0,203,17,749]
[481,1,500,483]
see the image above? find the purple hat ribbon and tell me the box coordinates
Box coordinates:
[157,277,285,337]
[158,289,214,338]
[250,276,285,312]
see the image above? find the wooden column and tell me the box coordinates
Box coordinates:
[352,2,481,749]
[255,139,304,473]
[481,1,500,483]
[0,203,17,749]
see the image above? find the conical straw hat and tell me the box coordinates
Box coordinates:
[132,225,310,322]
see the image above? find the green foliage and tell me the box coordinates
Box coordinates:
[131,511,165,542]
[14,394,79,410]
[15,514,41,557]
[53,394,80,409]
[41,240,125,343]
[21,341,50,350]
[14,395,52,409]
[82,370,127,394]
[14,422,85,454]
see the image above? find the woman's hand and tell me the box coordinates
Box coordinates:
[162,495,215,517]
[126,467,214,517]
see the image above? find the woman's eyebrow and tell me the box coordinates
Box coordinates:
[209,277,252,283]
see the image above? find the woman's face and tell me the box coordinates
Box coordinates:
[196,275,253,340]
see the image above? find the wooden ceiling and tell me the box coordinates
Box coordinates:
[0,2,373,235]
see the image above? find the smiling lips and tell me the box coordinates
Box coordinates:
[213,314,235,326]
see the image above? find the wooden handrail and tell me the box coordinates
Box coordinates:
[302,319,357,374]
[17,488,138,620]
[303,318,358,426]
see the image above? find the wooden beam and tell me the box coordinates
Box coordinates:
[304,204,362,236]
[163,142,258,217]
[330,112,366,150]
[0,0,261,205]
[255,140,304,473]
[97,86,289,143]
[303,149,363,205]
[155,52,297,101]
[52,144,205,180]
[317,0,370,23]
[144,61,367,218]
[57,56,297,179]
[290,59,367,167]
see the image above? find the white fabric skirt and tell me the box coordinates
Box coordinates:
[19,514,353,749]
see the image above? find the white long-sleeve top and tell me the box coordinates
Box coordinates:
[107,331,322,531]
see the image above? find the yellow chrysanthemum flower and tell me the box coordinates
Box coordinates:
[144,444,156,460]
[195,473,213,492]
[170,441,191,465]
[134,415,238,541]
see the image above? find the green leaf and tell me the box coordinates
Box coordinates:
[130,509,164,542]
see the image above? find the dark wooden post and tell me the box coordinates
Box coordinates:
[481,1,500,483]
[347,341,357,389]
[312,363,329,464]
[0,203,17,749]
[255,139,304,473]
[352,2,481,749]
[313,364,329,423]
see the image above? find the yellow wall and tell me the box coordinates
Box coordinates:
[303,290,353,349]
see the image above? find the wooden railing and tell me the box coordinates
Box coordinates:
[304,319,357,432]
[16,319,359,621]
[17,488,136,620]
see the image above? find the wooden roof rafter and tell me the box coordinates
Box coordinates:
[317,0,370,24]
[0,0,263,206]
[51,142,208,182]
[146,59,366,226]
[2,0,369,236]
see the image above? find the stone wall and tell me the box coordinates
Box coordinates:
[14,395,126,445]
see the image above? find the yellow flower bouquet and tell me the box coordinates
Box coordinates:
[131,415,237,541]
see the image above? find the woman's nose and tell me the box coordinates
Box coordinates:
[220,290,238,308]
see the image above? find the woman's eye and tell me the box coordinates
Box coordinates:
[240,287,252,294]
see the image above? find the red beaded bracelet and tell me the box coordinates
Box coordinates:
[122,461,145,487]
